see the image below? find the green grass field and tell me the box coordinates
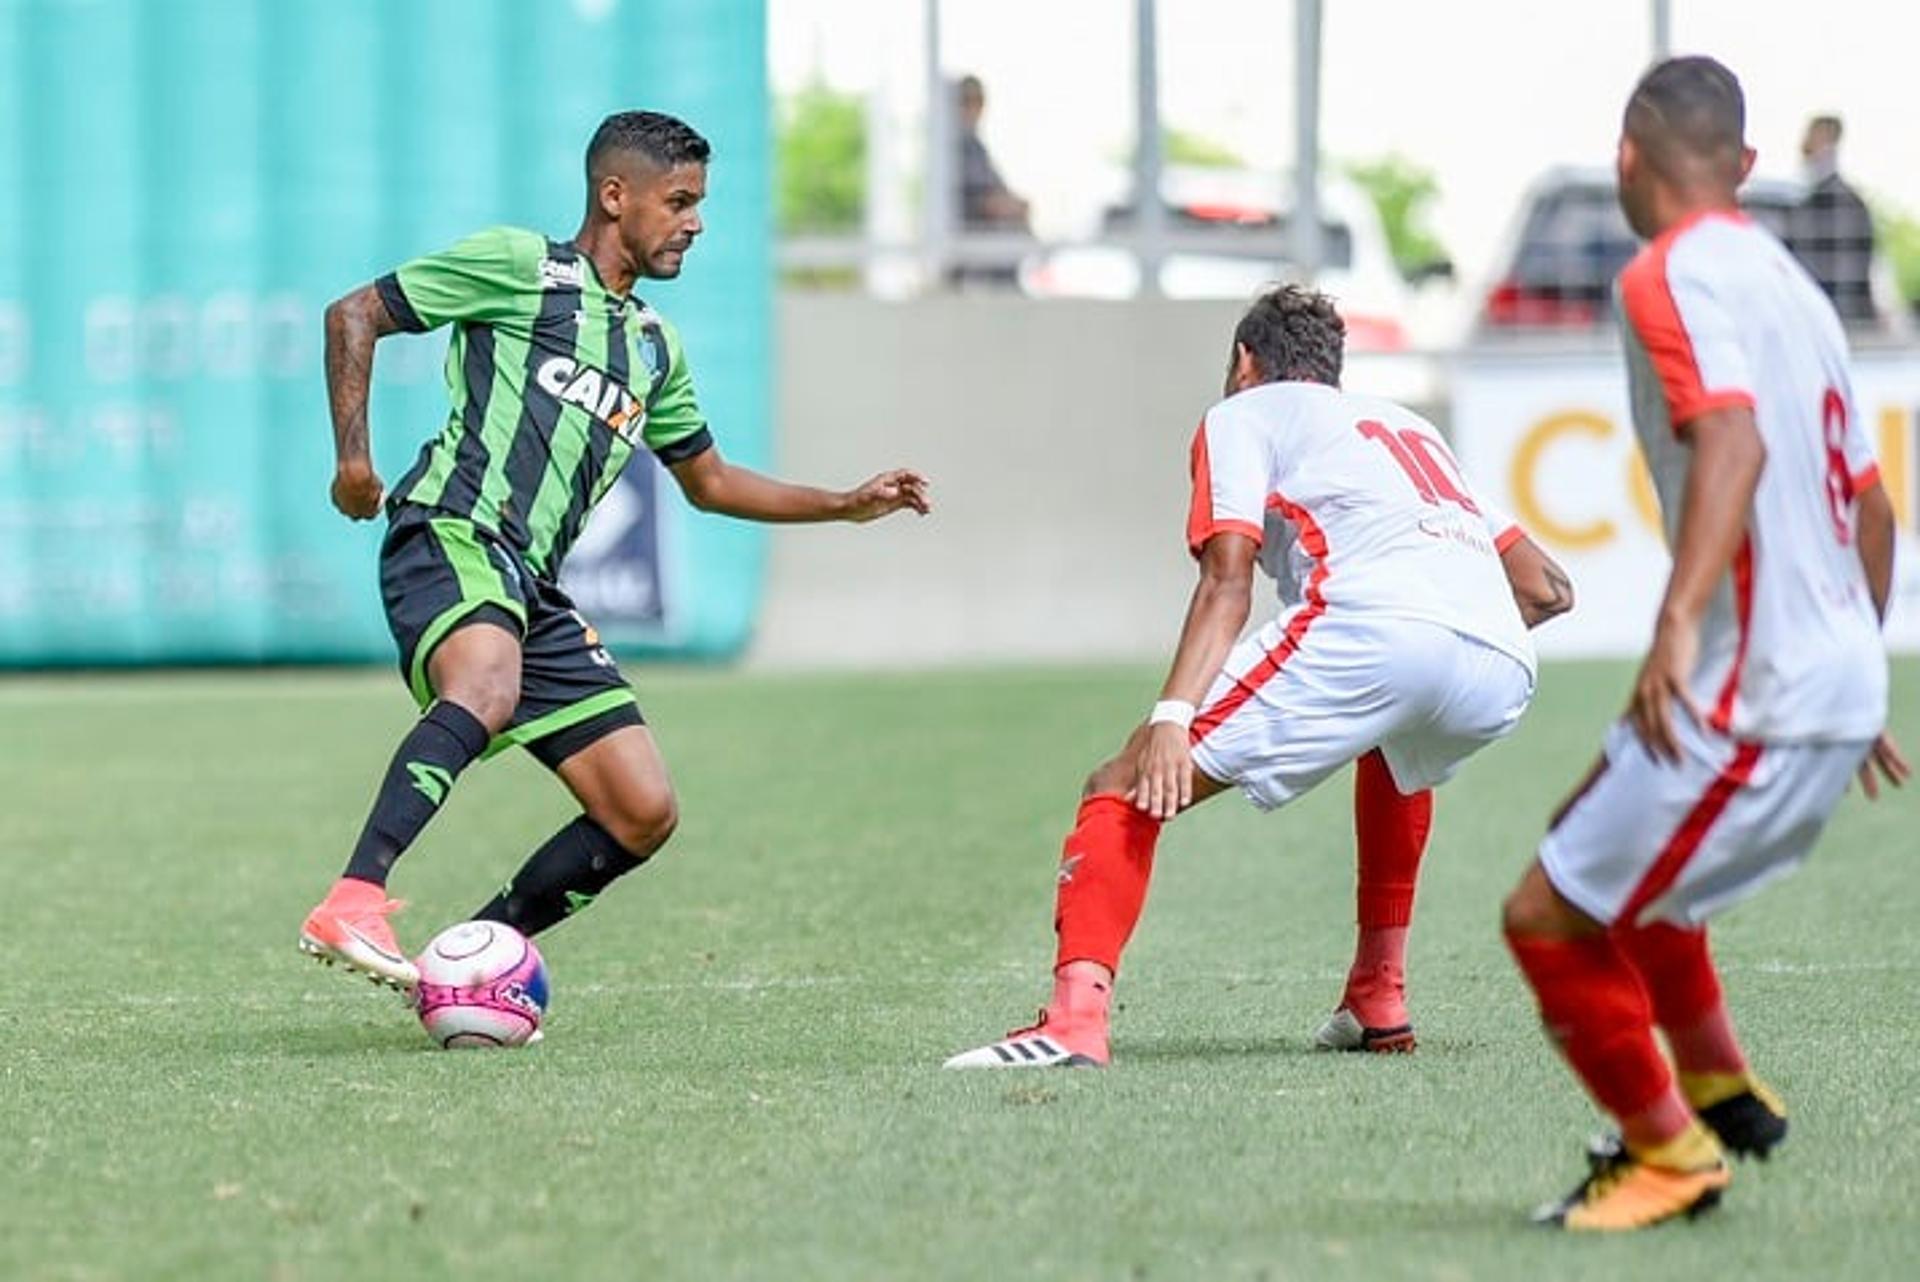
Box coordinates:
[3,660,1915,1281]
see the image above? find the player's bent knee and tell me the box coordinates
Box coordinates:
[427,621,523,732]
[429,650,521,732]
[1501,890,1542,939]
[590,790,679,858]
[439,674,519,735]
[1503,864,1581,939]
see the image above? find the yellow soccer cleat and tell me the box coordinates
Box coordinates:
[1534,1133,1731,1232]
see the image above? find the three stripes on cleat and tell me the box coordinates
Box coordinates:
[989,1036,1066,1065]
[943,1033,1100,1069]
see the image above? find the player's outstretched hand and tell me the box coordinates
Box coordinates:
[332,461,386,520]
[1130,722,1194,820]
[1629,617,1702,765]
[841,469,931,523]
[1856,731,1910,801]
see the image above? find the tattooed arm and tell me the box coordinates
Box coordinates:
[1500,532,1575,629]
[324,284,403,520]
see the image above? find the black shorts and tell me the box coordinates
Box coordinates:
[379,505,643,768]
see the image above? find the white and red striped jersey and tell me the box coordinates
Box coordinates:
[1186,381,1535,677]
[1618,209,1886,742]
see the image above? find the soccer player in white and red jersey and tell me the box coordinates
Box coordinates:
[1505,57,1908,1233]
[946,285,1571,1071]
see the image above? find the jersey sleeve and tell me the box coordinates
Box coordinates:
[375,226,533,332]
[1834,382,1881,494]
[1185,402,1270,556]
[642,318,713,464]
[1477,494,1527,554]
[1617,238,1756,433]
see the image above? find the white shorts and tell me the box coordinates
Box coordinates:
[1188,611,1535,811]
[1538,715,1869,928]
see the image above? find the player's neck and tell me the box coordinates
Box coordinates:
[572,222,638,298]
[1650,186,1739,238]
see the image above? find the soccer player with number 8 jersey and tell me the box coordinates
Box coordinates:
[1504,56,1907,1233]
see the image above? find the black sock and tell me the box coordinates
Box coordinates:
[341,701,492,885]
[472,817,648,937]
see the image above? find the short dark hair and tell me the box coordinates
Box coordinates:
[1808,113,1843,142]
[1231,285,1344,387]
[1624,56,1745,178]
[586,111,711,182]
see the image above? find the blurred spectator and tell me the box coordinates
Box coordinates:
[955,74,1030,231]
[949,75,1030,289]
[1785,114,1877,324]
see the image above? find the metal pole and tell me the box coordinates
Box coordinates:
[922,0,951,289]
[1290,0,1323,282]
[1134,0,1164,298]
[864,82,892,295]
[1651,0,1672,61]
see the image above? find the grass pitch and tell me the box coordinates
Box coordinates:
[2,660,1915,1281]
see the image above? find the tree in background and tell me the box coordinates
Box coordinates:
[777,85,865,233]
[1344,153,1450,280]
[1161,128,1243,170]
[1872,200,1920,319]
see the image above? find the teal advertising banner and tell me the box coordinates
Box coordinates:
[0,0,771,664]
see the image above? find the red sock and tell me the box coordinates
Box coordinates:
[1344,752,1432,1023]
[1053,794,1162,975]
[1048,965,1114,1028]
[1505,928,1693,1148]
[1617,923,1747,1075]
[1355,750,1431,929]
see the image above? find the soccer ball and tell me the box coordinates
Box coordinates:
[413,920,549,1049]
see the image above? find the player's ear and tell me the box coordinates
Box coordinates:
[1736,145,1756,184]
[1228,342,1261,394]
[1616,134,1638,184]
[596,173,625,220]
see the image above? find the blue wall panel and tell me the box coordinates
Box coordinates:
[0,0,770,663]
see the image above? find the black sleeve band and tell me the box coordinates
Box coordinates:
[374,272,429,333]
[651,425,714,466]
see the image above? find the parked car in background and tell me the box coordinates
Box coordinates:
[1476,167,1804,332]
[1017,166,1436,354]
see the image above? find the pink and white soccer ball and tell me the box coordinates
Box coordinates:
[413,920,549,1049]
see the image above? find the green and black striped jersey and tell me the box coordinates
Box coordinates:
[376,226,711,580]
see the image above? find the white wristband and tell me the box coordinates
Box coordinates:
[1149,699,1196,730]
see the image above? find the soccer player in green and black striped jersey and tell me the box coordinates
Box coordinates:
[299,112,930,991]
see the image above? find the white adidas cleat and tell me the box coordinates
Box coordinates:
[943,1029,1105,1070]
[1313,1006,1417,1054]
